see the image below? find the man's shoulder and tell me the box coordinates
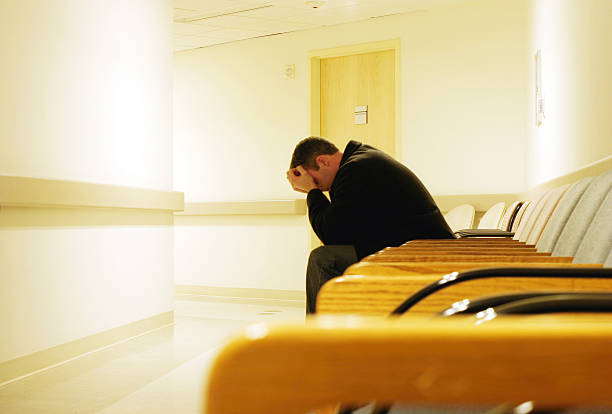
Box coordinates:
[337,140,412,182]
[333,147,384,188]
[343,144,394,169]
[339,143,420,187]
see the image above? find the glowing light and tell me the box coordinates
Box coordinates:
[439,272,459,285]
[514,401,535,414]
[474,308,497,325]
[442,299,470,316]
[245,323,269,340]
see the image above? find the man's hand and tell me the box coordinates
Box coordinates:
[286,166,317,193]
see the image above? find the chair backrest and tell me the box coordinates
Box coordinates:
[573,188,612,264]
[525,184,571,245]
[510,201,531,233]
[499,201,522,231]
[605,248,612,267]
[514,191,550,241]
[444,204,475,232]
[536,177,594,253]
[553,170,612,258]
[477,202,506,229]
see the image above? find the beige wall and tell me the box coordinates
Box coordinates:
[0,0,174,364]
[0,0,173,190]
[174,215,309,290]
[172,0,530,291]
[526,0,612,187]
[400,0,529,195]
[174,0,529,200]
[0,209,174,362]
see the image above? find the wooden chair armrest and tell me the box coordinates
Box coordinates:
[344,261,601,276]
[374,249,546,256]
[404,239,529,245]
[316,270,611,315]
[392,245,538,250]
[205,315,612,414]
[363,254,573,263]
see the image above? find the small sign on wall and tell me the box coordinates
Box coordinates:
[354,105,368,125]
[284,64,295,80]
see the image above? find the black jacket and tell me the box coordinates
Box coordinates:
[306,141,453,259]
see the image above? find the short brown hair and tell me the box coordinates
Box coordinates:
[290,137,339,170]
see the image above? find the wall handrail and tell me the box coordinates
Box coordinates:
[176,200,307,216]
[0,174,184,211]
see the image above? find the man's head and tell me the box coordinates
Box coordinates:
[289,137,342,191]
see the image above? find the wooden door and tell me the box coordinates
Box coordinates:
[320,49,395,157]
[310,49,396,249]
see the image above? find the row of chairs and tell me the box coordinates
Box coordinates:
[317,170,612,314]
[204,170,612,413]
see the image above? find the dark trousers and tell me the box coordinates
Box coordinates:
[306,245,358,314]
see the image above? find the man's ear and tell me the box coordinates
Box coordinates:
[315,154,330,167]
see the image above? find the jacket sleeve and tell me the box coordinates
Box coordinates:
[306,165,363,245]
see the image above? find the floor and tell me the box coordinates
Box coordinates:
[0,296,305,414]
[2,300,608,414]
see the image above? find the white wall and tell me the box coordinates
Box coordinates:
[0,0,174,363]
[0,209,174,362]
[174,215,309,291]
[0,0,173,190]
[173,0,530,292]
[174,0,529,200]
[527,0,612,187]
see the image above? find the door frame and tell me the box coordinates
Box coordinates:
[308,39,402,158]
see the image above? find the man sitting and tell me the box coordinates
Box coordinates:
[286,137,454,314]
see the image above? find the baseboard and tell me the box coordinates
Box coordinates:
[175,285,306,308]
[0,310,174,386]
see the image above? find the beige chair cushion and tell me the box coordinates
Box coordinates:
[477,202,506,229]
[514,191,550,242]
[443,204,475,232]
[499,200,522,231]
[525,184,571,245]
[511,200,531,233]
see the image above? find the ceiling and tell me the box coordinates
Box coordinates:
[173,0,468,52]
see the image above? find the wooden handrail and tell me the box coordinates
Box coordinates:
[0,174,183,211]
[176,200,306,216]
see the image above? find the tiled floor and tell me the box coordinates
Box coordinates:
[0,297,305,414]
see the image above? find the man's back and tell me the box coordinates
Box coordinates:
[308,140,454,258]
